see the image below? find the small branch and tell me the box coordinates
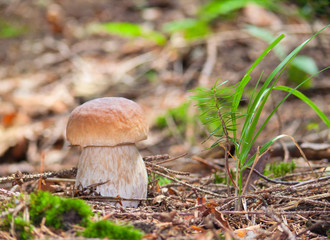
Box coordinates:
[143,154,170,162]
[0,154,175,184]
[198,37,217,87]
[0,168,77,184]
[272,193,330,207]
[146,162,190,176]
[246,167,300,185]
[220,210,330,216]
[262,207,296,240]
[155,152,187,165]
[191,156,223,171]
[149,169,224,198]
[76,195,148,202]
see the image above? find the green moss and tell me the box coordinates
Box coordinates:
[1,191,144,239]
[264,160,296,178]
[1,190,93,240]
[29,191,92,229]
[1,195,30,240]
[1,215,33,240]
[82,220,143,240]
[13,217,33,240]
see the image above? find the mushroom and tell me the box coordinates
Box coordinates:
[66,97,148,207]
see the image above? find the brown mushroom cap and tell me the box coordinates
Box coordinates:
[66,97,148,147]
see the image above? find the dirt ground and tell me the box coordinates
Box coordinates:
[0,0,329,239]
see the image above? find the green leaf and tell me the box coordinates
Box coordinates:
[163,18,199,33]
[245,25,286,59]
[240,25,329,164]
[95,22,142,36]
[237,34,285,158]
[290,56,318,75]
[287,56,318,89]
[0,19,27,38]
[92,22,166,45]
[163,19,210,39]
[243,134,289,168]
[199,0,248,22]
[273,86,330,128]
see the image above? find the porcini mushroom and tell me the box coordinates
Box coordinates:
[66,97,148,207]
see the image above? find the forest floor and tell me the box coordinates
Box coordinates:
[0,0,329,239]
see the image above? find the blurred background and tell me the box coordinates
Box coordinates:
[0,0,329,176]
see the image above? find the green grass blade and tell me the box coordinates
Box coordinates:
[251,68,329,146]
[274,86,330,128]
[243,134,289,169]
[233,34,285,144]
[238,25,329,163]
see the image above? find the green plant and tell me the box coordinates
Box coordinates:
[293,0,330,20]
[29,191,92,229]
[0,19,27,38]
[192,26,330,196]
[246,25,319,89]
[90,0,280,42]
[13,217,33,240]
[82,220,143,240]
[1,216,33,240]
[264,160,296,178]
[306,122,319,131]
[1,191,145,239]
[89,22,166,45]
[163,0,278,40]
[155,102,190,133]
[214,170,235,185]
[1,191,93,239]
[149,174,173,186]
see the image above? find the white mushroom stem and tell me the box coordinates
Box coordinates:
[76,144,148,208]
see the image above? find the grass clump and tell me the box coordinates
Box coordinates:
[192,26,329,198]
[82,220,143,240]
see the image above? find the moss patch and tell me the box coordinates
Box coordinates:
[82,220,143,240]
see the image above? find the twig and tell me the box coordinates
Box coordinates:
[264,169,329,181]
[76,195,149,202]
[0,168,77,184]
[143,154,170,162]
[149,169,224,198]
[0,203,25,219]
[199,36,217,87]
[246,167,300,185]
[146,162,190,176]
[273,193,330,207]
[262,207,296,240]
[293,175,330,187]
[0,154,174,184]
[220,210,330,216]
[155,152,187,164]
[0,188,18,197]
[191,156,222,171]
